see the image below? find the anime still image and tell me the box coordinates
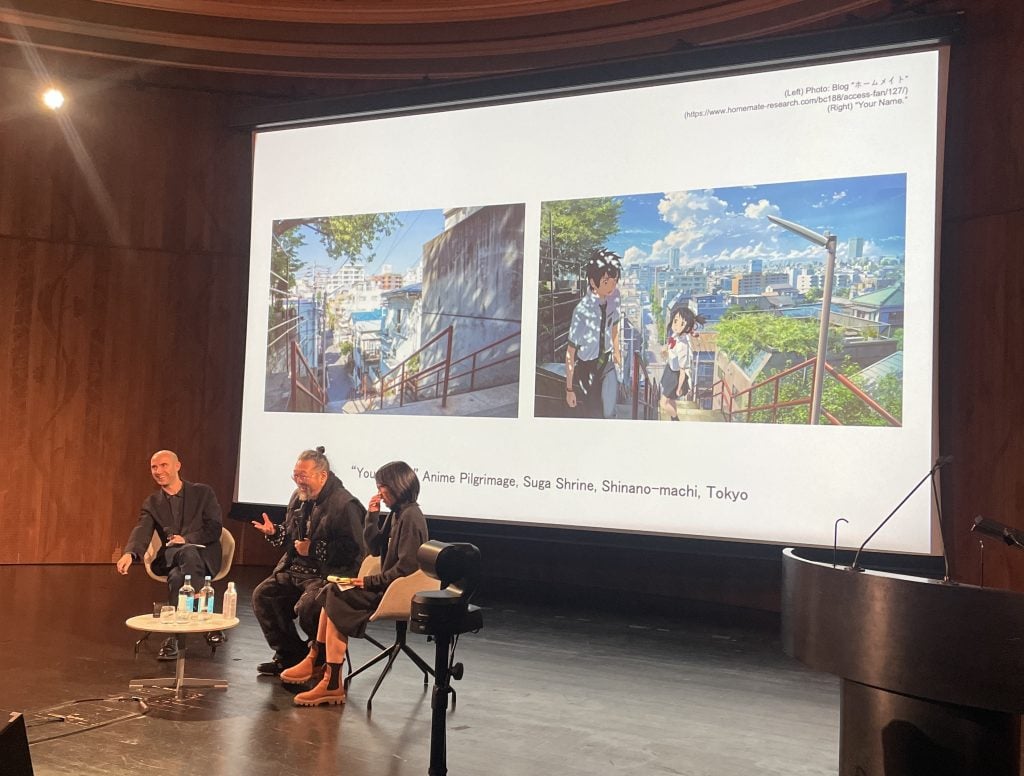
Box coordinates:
[535,174,907,426]
[266,204,525,417]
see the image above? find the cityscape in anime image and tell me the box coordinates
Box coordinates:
[266,204,525,417]
[535,173,907,426]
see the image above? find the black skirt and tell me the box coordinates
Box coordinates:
[660,366,689,399]
[321,583,383,638]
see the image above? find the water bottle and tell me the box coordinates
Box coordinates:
[198,576,214,620]
[222,581,237,620]
[177,575,195,622]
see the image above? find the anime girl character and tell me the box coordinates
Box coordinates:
[660,304,705,421]
[565,248,622,419]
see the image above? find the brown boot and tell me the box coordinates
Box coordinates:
[294,664,346,706]
[280,643,323,685]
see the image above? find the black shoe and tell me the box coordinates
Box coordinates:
[257,659,285,676]
[157,637,179,661]
[205,631,227,646]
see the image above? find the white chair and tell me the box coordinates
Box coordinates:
[134,527,236,655]
[143,527,235,584]
[345,565,441,710]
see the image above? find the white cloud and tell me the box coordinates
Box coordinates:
[743,199,780,219]
[638,189,840,267]
[622,245,648,265]
[861,239,883,257]
[811,190,848,209]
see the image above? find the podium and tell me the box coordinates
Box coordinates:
[782,548,1024,776]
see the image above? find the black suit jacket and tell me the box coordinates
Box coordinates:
[125,481,223,577]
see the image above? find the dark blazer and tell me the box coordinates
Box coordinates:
[272,472,366,578]
[124,480,223,577]
[361,502,428,593]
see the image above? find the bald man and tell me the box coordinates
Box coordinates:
[117,450,223,659]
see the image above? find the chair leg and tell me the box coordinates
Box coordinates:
[366,644,403,710]
[134,631,151,655]
[364,632,387,651]
[345,644,396,687]
[400,643,434,685]
[346,621,437,709]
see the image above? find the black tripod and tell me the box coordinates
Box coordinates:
[428,632,457,776]
[422,605,480,775]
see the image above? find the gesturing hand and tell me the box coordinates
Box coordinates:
[251,512,275,536]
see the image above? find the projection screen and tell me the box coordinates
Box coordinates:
[239,45,948,554]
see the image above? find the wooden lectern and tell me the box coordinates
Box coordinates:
[782,548,1024,776]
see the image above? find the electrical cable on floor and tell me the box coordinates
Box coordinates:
[23,693,162,744]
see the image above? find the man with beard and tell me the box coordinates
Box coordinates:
[116,450,224,660]
[250,447,366,676]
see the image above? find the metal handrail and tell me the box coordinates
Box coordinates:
[631,353,658,420]
[377,327,521,410]
[399,332,520,406]
[289,341,326,412]
[714,356,900,426]
[377,326,454,409]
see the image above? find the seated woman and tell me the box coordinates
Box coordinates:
[281,460,429,706]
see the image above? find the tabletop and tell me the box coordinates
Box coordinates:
[125,614,240,634]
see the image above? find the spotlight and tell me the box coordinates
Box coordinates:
[42,87,65,110]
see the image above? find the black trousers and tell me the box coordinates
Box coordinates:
[573,353,616,419]
[252,570,326,662]
[164,545,212,605]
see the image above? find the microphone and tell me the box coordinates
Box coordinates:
[849,455,953,573]
[971,515,1024,549]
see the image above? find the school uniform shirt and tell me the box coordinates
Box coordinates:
[568,289,620,361]
[666,333,693,375]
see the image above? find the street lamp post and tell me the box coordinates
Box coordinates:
[767,215,837,425]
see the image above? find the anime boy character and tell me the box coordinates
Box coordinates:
[565,248,622,419]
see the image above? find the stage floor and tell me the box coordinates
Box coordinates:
[0,565,839,775]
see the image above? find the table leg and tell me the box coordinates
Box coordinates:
[128,632,230,697]
[175,634,186,699]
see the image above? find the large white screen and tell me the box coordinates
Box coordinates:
[240,48,946,554]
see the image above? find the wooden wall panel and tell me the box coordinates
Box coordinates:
[1,2,1023,613]
[938,0,1024,587]
[0,62,251,564]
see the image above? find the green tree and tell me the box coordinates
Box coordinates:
[747,356,903,426]
[271,213,403,290]
[804,287,824,302]
[716,312,840,370]
[539,198,622,266]
[650,286,664,344]
[536,197,623,363]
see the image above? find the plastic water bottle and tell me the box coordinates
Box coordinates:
[222,581,237,620]
[198,576,214,620]
[177,575,195,622]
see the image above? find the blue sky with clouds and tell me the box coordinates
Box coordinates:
[601,173,907,267]
[291,208,445,274]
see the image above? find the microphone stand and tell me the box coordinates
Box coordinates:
[850,457,950,572]
[930,462,951,582]
[978,539,985,588]
[832,518,848,568]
